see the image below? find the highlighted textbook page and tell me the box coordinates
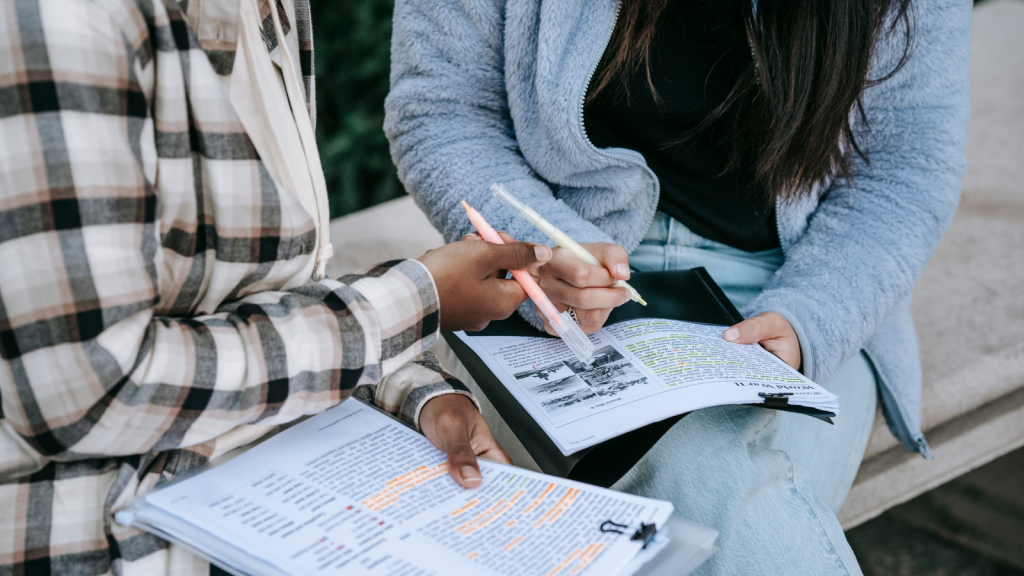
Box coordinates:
[119,399,672,576]
[456,318,839,455]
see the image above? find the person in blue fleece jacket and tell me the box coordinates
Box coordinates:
[385,0,970,573]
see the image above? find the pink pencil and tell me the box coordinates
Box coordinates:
[461,200,594,364]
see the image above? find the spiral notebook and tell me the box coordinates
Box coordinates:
[443,268,838,487]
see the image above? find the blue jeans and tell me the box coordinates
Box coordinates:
[613,213,877,575]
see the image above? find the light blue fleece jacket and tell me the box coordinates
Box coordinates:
[384,0,972,457]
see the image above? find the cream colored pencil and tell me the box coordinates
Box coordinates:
[491,183,647,306]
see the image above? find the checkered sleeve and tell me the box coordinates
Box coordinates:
[0,1,454,461]
[354,349,479,430]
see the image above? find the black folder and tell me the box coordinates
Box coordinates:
[443,267,829,488]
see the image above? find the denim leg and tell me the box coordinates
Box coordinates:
[771,352,878,514]
[611,406,863,576]
[631,214,784,309]
[624,214,866,573]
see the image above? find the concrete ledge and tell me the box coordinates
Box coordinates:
[840,384,1024,529]
[325,198,443,278]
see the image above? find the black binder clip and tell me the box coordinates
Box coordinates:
[600,520,659,549]
[758,392,793,408]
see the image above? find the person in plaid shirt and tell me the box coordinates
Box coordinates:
[0,0,556,573]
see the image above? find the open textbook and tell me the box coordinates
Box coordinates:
[116,399,717,576]
[454,318,840,456]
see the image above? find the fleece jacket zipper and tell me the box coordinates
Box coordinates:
[577,0,661,255]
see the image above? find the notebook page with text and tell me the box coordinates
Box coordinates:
[126,399,672,576]
[455,318,838,454]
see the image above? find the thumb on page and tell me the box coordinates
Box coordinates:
[446,439,482,488]
[723,312,802,371]
[421,395,493,489]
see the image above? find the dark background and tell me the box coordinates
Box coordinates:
[310,0,402,219]
[310,0,992,220]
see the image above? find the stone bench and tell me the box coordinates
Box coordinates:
[325,0,1024,530]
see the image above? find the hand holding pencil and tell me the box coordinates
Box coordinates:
[493,184,646,306]
[491,184,640,335]
[416,229,551,333]
[460,201,596,363]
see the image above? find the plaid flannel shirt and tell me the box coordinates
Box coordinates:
[0,0,472,573]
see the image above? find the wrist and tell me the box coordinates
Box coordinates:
[423,393,477,416]
[420,393,479,434]
[404,257,443,330]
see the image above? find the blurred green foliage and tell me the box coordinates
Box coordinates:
[310,0,403,219]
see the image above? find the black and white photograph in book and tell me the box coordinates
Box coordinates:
[523,346,658,420]
[535,375,601,417]
[567,346,653,397]
[580,361,650,396]
[513,361,574,385]
[563,345,625,373]
[526,374,593,399]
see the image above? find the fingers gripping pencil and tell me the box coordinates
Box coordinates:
[491,184,646,306]
[460,201,595,365]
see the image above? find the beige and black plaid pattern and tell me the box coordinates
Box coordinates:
[0,0,470,573]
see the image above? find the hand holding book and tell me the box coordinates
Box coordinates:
[722,311,802,371]
[454,316,838,457]
[442,268,838,483]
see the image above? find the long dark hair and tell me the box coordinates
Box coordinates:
[587,0,914,201]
